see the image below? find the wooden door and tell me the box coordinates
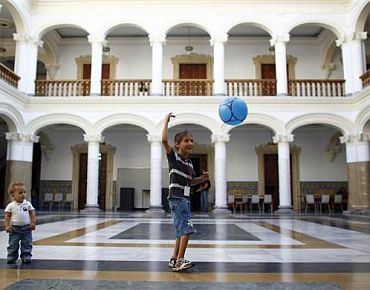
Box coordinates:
[261,64,276,96]
[78,152,107,210]
[179,63,207,95]
[82,64,110,79]
[264,154,279,210]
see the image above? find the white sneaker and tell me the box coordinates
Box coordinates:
[172,258,194,272]
[168,256,176,268]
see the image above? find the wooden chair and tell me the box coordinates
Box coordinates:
[305,194,316,214]
[263,194,273,214]
[250,194,261,214]
[235,195,248,214]
[319,194,331,214]
[53,193,64,211]
[63,193,73,210]
[227,195,236,213]
[332,194,343,213]
[41,193,53,211]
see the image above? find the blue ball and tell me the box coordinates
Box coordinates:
[219,97,248,125]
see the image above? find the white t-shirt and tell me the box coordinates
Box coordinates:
[5,200,35,226]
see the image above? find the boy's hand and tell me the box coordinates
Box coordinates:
[29,223,36,230]
[5,225,12,233]
[201,171,209,180]
[165,113,175,124]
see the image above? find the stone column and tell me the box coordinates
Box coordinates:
[337,32,367,95]
[13,33,43,95]
[211,34,228,96]
[211,134,230,214]
[340,134,370,214]
[273,134,294,213]
[83,134,104,210]
[270,35,290,96]
[146,134,164,215]
[5,133,39,204]
[149,35,165,96]
[88,35,106,96]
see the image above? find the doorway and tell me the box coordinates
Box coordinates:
[31,142,42,209]
[179,63,207,95]
[82,63,110,95]
[190,154,207,211]
[264,154,279,210]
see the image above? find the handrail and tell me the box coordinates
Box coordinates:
[35,80,90,96]
[225,79,276,96]
[0,63,20,88]
[360,70,370,89]
[163,79,213,96]
[288,79,345,97]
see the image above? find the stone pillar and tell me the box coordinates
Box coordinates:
[45,63,60,80]
[146,134,164,215]
[273,134,294,214]
[13,33,43,95]
[211,134,230,214]
[88,35,106,96]
[211,35,228,96]
[149,35,165,96]
[337,32,367,95]
[270,35,290,96]
[340,134,370,214]
[83,134,104,210]
[5,133,39,204]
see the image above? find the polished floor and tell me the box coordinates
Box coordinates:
[0,211,370,289]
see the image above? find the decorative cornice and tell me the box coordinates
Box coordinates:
[340,134,370,144]
[87,35,107,45]
[270,34,290,46]
[272,134,294,143]
[13,33,43,47]
[147,134,161,143]
[148,34,166,45]
[83,134,105,143]
[5,133,39,143]
[209,34,229,46]
[211,134,230,143]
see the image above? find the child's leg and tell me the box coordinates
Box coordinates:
[20,226,32,262]
[172,237,180,258]
[176,234,190,260]
[7,230,20,262]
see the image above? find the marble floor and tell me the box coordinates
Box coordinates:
[0,212,369,289]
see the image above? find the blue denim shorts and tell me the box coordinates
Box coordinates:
[168,197,194,238]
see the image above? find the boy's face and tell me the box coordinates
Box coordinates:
[177,134,194,156]
[12,186,26,203]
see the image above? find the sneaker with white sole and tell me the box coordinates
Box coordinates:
[172,258,194,272]
[168,256,176,268]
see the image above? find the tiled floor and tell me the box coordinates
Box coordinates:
[0,212,370,289]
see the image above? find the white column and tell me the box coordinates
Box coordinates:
[212,134,230,213]
[5,133,39,204]
[83,134,104,210]
[149,35,165,96]
[340,134,370,163]
[270,35,290,96]
[13,33,43,95]
[88,35,106,96]
[147,134,163,210]
[337,32,367,95]
[211,35,228,96]
[273,134,294,213]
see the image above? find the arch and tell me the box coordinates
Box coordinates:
[226,21,274,38]
[354,0,370,32]
[103,22,150,38]
[165,22,212,37]
[284,19,344,39]
[95,114,156,135]
[0,102,25,132]
[158,113,220,136]
[356,105,370,133]
[36,23,89,39]
[25,114,93,135]
[224,113,284,135]
[0,0,28,34]
[286,113,355,136]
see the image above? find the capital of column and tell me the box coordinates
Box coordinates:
[13,33,43,47]
[209,34,228,46]
[87,35,107,46]
[336,32,367,47]
[211,134,230,143]
[148,34,167,46]
[83,134,105,143]
[340,133,370,144]
[45,63,60,80]
[5,132,39,143]
[269,34,290,46]
[272,134,294,143]
[147,134,162,143]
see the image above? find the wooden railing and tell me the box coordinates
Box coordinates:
[163,79,213,96]
[35,80,91,96]
[0,63,20,88]
[360,70,370,88]
[225,79,277,96]
[101,79,151,96]
[288,79,345,97]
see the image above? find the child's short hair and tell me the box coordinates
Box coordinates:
[8,182,25,195]
[174,131,193,148]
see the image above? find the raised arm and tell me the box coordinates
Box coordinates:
[162,113,175,154]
